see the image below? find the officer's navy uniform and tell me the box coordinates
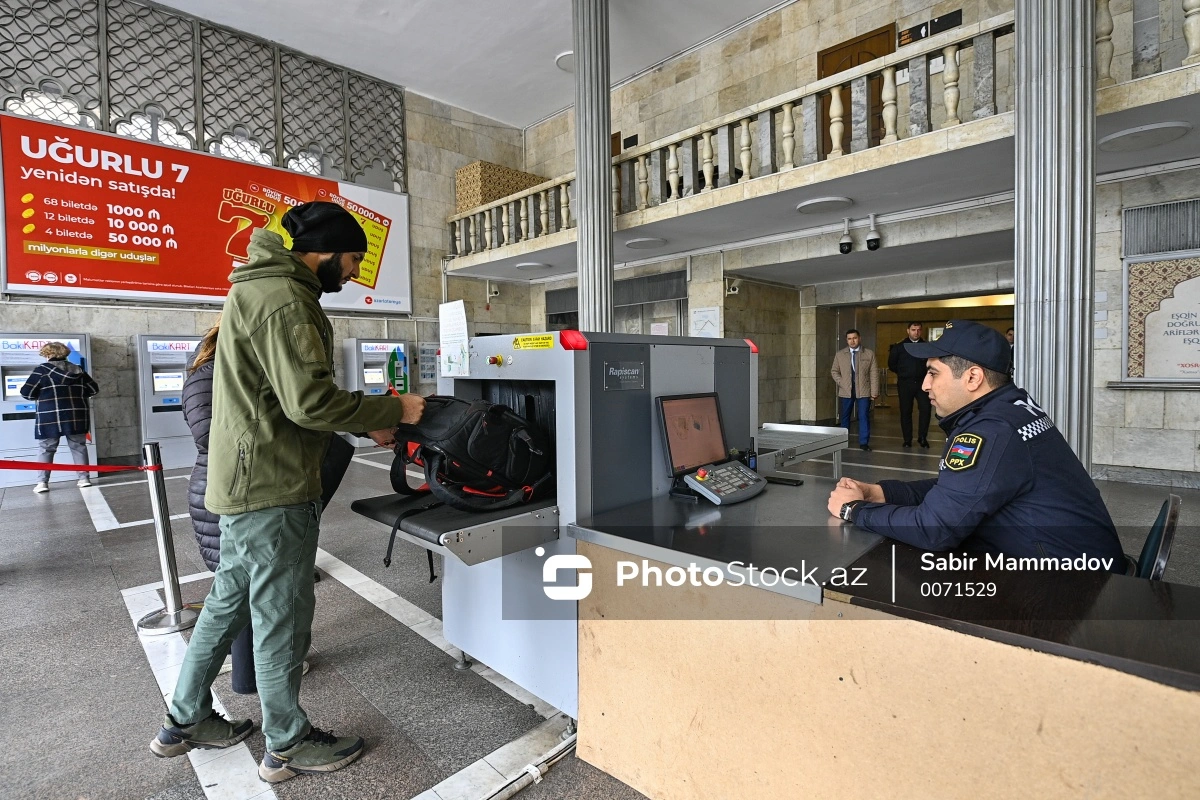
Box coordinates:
[854,381,1125,571]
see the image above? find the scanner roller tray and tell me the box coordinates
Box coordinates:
[350,493,560,565]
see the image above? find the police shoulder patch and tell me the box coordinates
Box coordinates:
[945,432,984,471]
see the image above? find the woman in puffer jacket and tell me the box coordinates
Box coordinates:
[182,322,258,694]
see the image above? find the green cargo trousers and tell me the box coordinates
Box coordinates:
[168,501,320,751]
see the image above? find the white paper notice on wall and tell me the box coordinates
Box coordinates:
[418,341,439,383]
[689,307,720,338]
[650,323,669,336]
[439,300,470,377]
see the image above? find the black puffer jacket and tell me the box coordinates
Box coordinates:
[182,361,221,571]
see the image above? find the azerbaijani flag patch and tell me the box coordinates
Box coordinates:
[945,433,983,471]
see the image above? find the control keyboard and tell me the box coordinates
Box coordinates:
[683,461,766,505]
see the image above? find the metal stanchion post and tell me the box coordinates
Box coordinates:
[137,442,202,635]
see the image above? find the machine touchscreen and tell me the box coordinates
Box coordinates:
[657,393,765,505]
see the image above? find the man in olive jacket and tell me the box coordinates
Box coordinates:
[151,202,424,783]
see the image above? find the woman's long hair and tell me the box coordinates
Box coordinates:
[189,320,220,375]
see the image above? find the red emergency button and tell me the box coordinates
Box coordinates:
[487,355,502,365]
[696,469,708,480]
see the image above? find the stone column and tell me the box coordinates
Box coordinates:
[573,0,614,333]
[1014,0,1095,465]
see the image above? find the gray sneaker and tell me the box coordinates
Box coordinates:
[149,711,255,758]
[258,727,364,783]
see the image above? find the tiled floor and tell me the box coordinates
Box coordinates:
[0,452,644,800]
[3,422,1194,800]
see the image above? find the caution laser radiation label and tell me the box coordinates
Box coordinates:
[512,335,555,350]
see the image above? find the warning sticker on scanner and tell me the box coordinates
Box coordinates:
[513,335,555,350]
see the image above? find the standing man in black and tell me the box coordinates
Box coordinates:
[889,322,932,448]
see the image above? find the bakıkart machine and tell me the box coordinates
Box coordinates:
[0,332,97,488]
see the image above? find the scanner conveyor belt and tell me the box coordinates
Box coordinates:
[350,493,561,565]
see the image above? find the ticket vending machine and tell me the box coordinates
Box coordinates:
[0,332,97,488]
[341,339,410,447]
[136,334,201,470]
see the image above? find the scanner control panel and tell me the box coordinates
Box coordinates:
[684,461,766,505]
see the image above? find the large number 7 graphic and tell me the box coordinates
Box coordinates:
[218,201,272,260]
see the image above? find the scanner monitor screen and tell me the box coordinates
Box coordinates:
[153,371,184,393]
[4,374,30,400]
[658,393,729,478]
[363,367,386,385]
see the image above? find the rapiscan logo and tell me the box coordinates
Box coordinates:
[537,547,593,601]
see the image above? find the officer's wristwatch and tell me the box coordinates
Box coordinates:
[839,500,864,522]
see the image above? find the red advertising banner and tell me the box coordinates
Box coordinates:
[0,114,411,312]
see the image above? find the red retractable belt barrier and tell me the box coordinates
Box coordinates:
[0,460,160,472]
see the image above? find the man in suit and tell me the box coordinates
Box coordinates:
[831,329,879,451]
[888,322,933,448]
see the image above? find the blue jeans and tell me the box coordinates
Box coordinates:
[839,396,872,446]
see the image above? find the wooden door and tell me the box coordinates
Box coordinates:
[817,25,895,157]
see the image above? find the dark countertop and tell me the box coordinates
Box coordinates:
[569,481,884,604]
[569,478,1200,691]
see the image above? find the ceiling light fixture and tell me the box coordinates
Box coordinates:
[625,237,667,249]
[515,262,552,271]
[796,196,854,214]
[1099,121,1192,152]
[555,51,575,73]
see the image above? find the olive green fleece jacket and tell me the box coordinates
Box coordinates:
[205,229,401,515]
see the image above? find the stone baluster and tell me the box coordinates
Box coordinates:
[539,190,549,236]
[560,182,571,229]
[667,143,680,199]
[1095,0,1115,86]
[520,195,529,239]
[484,208,494,249]
[463,216,473,254]
[637,154,649,209]
[881,67,899,144]
[612,164,621,214]
[781,103,795,168]
[942,45,961,126]
[500,204,509,246]
[471,212,480,251]
[973,33,997,119]
[828,85,845,158]
[738,119,752,182]
[1185,0,1200,66]
[448,221,458,256]
[701,131,715,191]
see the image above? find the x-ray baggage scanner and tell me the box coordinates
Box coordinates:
[0,332,97,488]
[351,331,758,718]
[136,334,201,470]
[341,339,410,447]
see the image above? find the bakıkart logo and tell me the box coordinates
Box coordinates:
[364,296,374,304]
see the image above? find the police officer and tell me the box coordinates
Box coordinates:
[826,320,1126,571]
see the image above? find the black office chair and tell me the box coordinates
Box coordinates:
[1134,494,1182,580]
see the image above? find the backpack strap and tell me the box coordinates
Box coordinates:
[423,451,551,512]
[383,500,443,568]
[389,442,427,495]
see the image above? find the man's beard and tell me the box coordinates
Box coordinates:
[316,253,346,293]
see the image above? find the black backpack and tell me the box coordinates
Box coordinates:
[389,396,553,512]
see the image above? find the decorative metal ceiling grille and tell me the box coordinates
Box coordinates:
[0,0,406,187]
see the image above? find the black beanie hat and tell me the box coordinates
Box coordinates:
[281,201,369,253]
